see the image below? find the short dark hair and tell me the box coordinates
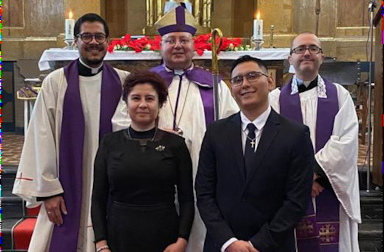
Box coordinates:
[122,71,168,107]
[230,55,268,76]
[74,13,109,37]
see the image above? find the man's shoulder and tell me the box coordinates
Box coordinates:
[112,67,129,75]
[274,110,309,134]
[208,113,239,130]
[44,68,64,81]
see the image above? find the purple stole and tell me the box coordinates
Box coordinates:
[279,78,340,252]
[49,60,122,252]
[151,64,217,127]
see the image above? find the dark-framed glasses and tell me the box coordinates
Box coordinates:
[291,45,322,54]
[77,33,107,44]
[230,71,268,86]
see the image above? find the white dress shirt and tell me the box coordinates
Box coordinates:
[221,106,272,252]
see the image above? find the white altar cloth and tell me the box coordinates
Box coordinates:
[38,48,290,71]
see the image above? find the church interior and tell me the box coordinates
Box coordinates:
[0,0,382,251]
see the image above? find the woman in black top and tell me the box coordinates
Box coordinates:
[91,71,194,252]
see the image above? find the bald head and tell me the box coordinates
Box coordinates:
[291,32,322,51]
[288,32,325,81]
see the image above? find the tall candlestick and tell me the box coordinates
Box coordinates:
[253,11,263,40]
[65,11,75,40]
[194,0,200,22]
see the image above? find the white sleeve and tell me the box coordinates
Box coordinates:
[218,80,239,119]
[315,85,361,223]
[268,88,281,113]
[112,98,131,131]
[12,73,64,207]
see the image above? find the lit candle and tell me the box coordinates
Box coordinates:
[65,11,75,40]
[253,11,263,40]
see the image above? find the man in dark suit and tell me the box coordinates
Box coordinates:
[195,55,314,252]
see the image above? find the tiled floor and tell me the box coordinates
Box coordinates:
[2,133,25,166]
[1,132,374,167]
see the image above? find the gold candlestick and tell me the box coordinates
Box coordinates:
[146,0,151,26]
[207,0,211,27]
[194,0,200,23]
[157,0,162,21]
[269,25,275,48]
[149,0,154,25]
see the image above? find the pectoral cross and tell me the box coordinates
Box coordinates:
[250,139,256,149]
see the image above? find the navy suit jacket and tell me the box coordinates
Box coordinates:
[196,109,314,252]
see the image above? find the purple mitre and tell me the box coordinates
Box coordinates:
[155,5,198,36]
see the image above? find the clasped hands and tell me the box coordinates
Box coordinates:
[312,173,324,197]
[227,240,260,252]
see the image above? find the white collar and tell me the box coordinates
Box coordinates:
[164,63,194,75]
[79,58,103,74]
[240,106,271,132]
[291,74,327,98]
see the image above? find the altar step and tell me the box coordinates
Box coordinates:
[1,166,38,252]
[1,165,382,251]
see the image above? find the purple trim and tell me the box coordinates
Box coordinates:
[315,79,338,152]
[279,78,340,252]
[176,6,186,25]
[199,87,215,126]
[50,60,85,252]
[158,24,197,36]
[173,76,184,130]
[99,63,123,139]
[151,65,219,127]
[49,60,121,251]
[279,79,303,124]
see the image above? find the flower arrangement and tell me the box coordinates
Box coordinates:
[108,33,251,55]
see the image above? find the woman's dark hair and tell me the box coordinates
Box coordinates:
[74,13,109,37]
[122,71,168,107]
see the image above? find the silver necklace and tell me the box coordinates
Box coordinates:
[127,127,158,142]
[243,130,257,149]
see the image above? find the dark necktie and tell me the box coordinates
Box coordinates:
[244,123,257,178]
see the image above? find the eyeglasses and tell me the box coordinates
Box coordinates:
[291,45,322,54]
[230,71,268,86]
[77,33,107,44]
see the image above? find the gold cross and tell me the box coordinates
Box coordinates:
[250,139,256,148]
[319,224,337,243]
[296,220,315,237]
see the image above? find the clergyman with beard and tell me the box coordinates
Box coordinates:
[12,13,129,252]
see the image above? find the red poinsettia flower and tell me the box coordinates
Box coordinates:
[108,33,244,54]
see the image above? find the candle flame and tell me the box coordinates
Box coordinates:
[256,11,260,20]
[69,10,73,19]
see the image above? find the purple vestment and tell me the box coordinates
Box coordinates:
[49,60,122,252]
[279,78,340,252]
[151,64,220,127]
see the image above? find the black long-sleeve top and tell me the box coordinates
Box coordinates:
[91,128,195,243]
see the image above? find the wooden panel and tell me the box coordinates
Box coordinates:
[105,0,128,37]
[2,0,10,27]
[337,0,370,27]
[2,0,24,28]
[127,0,146,35]
[232,0,254,38]
[10,0,24,27]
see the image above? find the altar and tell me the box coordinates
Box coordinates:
[38,48,290,87]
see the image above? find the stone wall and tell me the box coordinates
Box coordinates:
[1,0,380,131]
